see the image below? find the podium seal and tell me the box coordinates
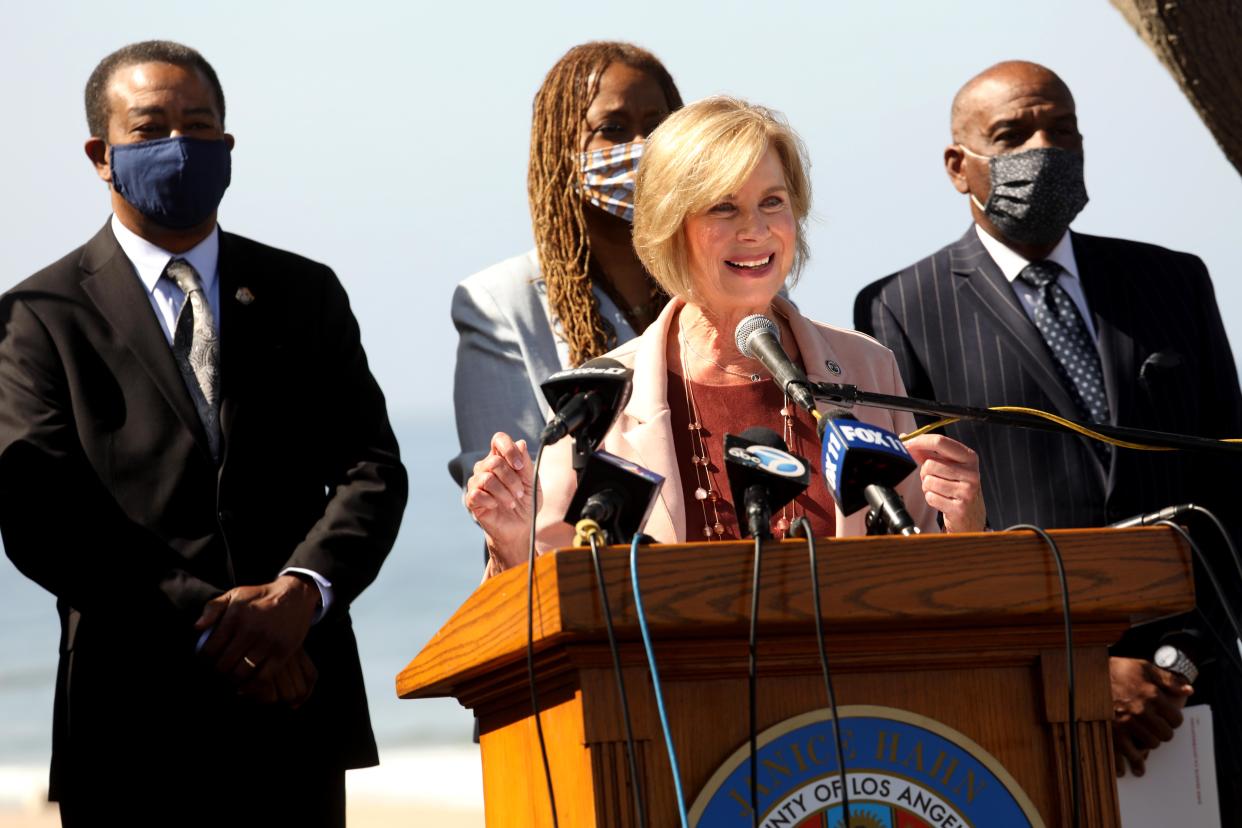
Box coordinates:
[689,705,1043,827]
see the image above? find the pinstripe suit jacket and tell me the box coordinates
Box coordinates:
[857,226,1242,819]
[855,226,1242,531]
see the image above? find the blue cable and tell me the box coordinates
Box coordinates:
[630,533,689,828]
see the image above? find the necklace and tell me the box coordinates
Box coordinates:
[679,333,727,539]
[679,319,764,382]
[775,399,797,536]
[678,326,802,540]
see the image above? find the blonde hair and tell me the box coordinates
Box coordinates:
[632,96,811,299]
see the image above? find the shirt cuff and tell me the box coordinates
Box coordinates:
[281,567,334,623]
[194,569,334,653]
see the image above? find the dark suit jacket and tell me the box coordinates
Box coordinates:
[856,226,1242,530]
[856,225,1242,814]
[0,222,407,799]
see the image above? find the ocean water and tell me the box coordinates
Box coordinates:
[0,411,486,764]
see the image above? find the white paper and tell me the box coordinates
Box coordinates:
[1118,705,1219,828]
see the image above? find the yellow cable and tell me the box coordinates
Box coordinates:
[574,518,605,547]
[899,405,1242,451]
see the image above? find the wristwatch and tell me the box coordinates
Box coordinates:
[1154,645,1199,684]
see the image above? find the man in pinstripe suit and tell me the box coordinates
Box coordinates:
[856,61,1242,815]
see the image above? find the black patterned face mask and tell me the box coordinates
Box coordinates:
[962,146,1089,246]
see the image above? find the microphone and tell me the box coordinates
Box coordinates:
[818,415,920,536]
[565,451,664,546]
[723,427,811,539]
[1108,504,1194,529]
[734,315,817,415]
[540,358,633,469]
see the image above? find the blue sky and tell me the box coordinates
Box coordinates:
[4,0,1239,419]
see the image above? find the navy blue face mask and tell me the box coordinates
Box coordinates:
[110,136,231,230]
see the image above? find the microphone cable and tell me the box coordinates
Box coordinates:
[1005,524,1079,828]
[524,444,559,828]
[903,405,1241,452]
[747,531,764,828]
[585,529,647,827]
[1114,504,1242,674]
[1183,505,1242,605]
[630,533,689,828]
[1154,520,1242,675]
[1182,505,1242,670]
[790,516,853,822]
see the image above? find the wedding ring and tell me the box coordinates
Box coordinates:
[242,656,258,669]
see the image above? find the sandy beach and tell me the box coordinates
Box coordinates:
[0,803,485,828]
[0,746,485,827]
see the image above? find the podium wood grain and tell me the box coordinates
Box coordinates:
[398,528,1193,827]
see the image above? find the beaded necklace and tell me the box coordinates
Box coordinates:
[677,318,800,540]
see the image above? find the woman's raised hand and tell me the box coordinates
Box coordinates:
[904,434,987,533]
[465,432,537,572]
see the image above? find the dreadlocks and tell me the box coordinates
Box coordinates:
[528,42,682,367]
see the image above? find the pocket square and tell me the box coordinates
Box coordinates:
[1139,350,1183,381]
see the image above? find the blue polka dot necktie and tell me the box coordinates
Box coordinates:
[1018,260,1110,425]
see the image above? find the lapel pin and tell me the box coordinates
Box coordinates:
[825,360,842,375]
[235,287,255,305]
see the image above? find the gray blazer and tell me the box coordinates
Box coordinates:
[448,250,635,487]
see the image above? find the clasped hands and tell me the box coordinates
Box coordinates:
[471,431,1191,781]
[465,432,537,574]
[194,574,321,708]
[463,429,987,575]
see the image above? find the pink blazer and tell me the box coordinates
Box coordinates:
[533,296,939,551]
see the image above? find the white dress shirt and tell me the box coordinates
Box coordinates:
[974,224,1098,341]
[111,214,222,343]
[110,215,334,627]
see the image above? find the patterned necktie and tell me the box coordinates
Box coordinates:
[165,258,221,459]
[1018,260,1110,424]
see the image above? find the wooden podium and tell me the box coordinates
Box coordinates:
[397,528,1192,827]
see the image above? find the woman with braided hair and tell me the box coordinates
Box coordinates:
[448,42,682,488]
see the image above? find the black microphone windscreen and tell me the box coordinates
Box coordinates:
[539,357,633,449]
[738,426,787,450]
[564,451,665,543]
[815,407,854,439]
[723,429,811,537]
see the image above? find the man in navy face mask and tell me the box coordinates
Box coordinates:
[0,41,407,826]
[86,53,236,238]
[856,61,1242,821]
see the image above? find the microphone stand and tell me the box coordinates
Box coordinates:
[810,382,1242,455]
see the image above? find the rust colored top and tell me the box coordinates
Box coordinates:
[667,370,836,541]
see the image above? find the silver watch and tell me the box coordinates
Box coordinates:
[1154,645,1199,683]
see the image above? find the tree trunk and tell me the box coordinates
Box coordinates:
[1110,0,1242,176]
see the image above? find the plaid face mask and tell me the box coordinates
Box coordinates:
[580,141,643,222]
